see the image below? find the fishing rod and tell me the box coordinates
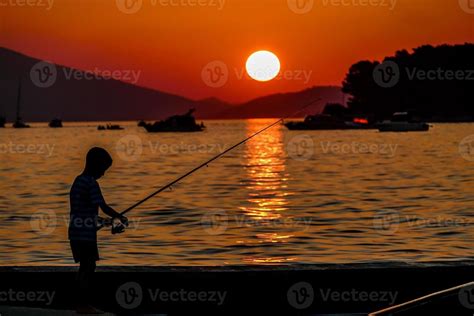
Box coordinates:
[102,97,321,233]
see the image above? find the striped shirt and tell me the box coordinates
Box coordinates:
[68,174,105,241]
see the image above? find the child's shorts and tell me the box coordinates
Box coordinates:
[70,240,100,263]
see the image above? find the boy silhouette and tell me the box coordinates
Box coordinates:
[69,147,128,313]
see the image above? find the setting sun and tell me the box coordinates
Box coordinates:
[245,51,281,82]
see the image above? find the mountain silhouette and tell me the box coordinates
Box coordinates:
[216,86,344,119]
[0,47,343,121]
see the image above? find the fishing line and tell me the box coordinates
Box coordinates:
[103,97,321,230]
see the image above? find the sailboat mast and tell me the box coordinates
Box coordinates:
[16,78,22,120]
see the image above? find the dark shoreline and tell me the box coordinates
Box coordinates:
[1,261,473,315]
[2,259,474,272]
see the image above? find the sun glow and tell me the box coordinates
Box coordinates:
[245,51,281,82]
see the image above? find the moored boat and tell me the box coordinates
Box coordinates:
[143,109,205,133]
[98,124,124,130]
[49,118,63,128]
[12,119,30,128]
[377,112,430,132]
[285,114,374,130]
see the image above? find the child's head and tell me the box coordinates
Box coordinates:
[84,147,113,179]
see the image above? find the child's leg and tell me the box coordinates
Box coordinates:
[78,258,96,306]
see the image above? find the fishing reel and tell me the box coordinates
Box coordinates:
[97,216,129,234]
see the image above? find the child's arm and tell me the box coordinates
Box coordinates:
[89,181,128,223]
[100,202,127,222]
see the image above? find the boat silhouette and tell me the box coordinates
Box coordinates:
[13,118,30,128]
[98,124,124,130]
[285,114,374,130]
[143,109,205,133]
[0,116,5,128]
[49,118,63,128]
[376,112,430,132]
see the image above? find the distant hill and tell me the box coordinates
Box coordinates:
[0,47,343,121]
[215,86,344,119]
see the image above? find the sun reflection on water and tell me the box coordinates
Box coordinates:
[240,119,290,219]
[239,120,296,253]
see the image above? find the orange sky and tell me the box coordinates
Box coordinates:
[1,0,472,103]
